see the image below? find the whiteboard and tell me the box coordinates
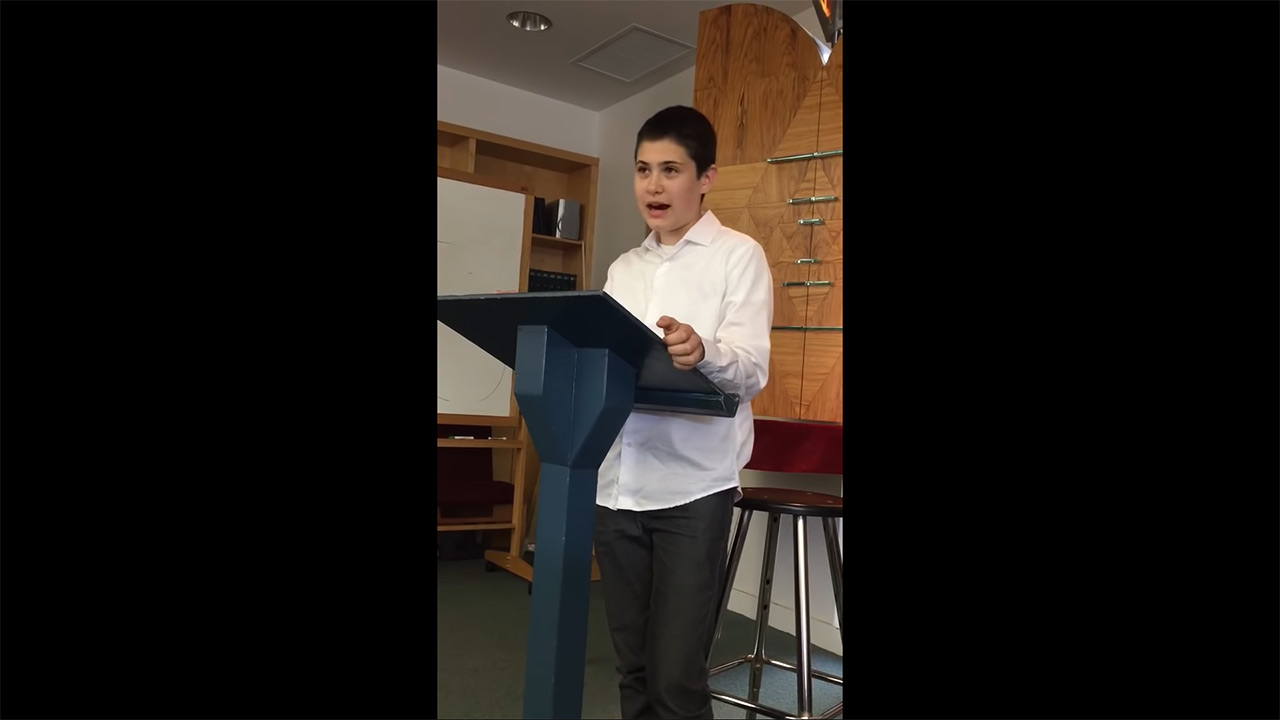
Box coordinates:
[437,176,527,418]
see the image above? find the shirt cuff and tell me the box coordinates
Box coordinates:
[697,335,725,377]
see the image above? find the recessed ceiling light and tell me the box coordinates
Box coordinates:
[507,11,552,32]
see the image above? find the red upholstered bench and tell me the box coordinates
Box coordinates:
[746,418,843,475]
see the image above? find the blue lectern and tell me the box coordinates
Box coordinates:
[436,290,739,720]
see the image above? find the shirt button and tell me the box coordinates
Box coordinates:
[626,442,634,448]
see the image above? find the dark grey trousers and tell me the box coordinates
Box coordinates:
[593,488,737,720]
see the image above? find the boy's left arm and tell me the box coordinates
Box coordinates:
[696,242,775,403]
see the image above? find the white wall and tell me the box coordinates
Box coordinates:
[437,65,598,157]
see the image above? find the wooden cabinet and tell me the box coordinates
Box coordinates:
[695,5,844,423]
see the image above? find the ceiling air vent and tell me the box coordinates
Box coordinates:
[571,25,695,83]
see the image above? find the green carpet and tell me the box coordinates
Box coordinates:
[437,558,843,719]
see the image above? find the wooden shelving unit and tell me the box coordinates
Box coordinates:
[437,121,601,584]
[437,122,597,290]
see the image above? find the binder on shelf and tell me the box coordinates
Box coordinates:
[528,270,577,292]
[532,197,555,236]
[548,199,582,241]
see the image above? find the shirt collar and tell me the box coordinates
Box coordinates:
[642,210,723,252]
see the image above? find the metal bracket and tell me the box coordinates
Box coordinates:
[787,195,839,205]
[766,149,843,164]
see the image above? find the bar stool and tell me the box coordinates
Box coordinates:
[710,487,843,720]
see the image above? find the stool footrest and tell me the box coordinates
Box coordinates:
[710,689,844,720]
[708,690,795,719]
[760,656,843,686]
[710,653,843,687]
[709,657,750,675]
[709,653,844,719]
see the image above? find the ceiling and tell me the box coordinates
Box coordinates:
[437,0,816,112]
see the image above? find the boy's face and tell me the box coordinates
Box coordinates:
[634,138,716,242]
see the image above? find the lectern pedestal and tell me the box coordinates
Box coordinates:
[437,291,739,720]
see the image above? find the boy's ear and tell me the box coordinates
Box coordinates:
[700,164,718,194]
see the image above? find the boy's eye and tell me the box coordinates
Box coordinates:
[664,167,678,175]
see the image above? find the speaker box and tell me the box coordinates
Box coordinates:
[548,199,581,241]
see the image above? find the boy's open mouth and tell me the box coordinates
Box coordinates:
[646,202,671,214]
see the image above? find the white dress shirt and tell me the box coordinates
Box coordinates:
[598,210,774,511]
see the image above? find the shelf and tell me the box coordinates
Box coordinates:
[437,128,469,146]
[437,438,525,449]
[531,233,584,250]
[437,522,516,532]
[471,137,594,174]
[437,130,477,173]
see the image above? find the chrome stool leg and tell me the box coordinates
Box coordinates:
[822,518,843,647]
[745,511,782,720]
[712,508,754,652]
[793,515,813,718]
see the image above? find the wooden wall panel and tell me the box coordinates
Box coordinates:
[704,163,768,213]
[697,4,842,422]
[770,78,824,160]
[694,4,826,166]
[817,80,843,155]
[800,332,843,423]
[752,330,805,419]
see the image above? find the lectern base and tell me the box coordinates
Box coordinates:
[436,294,739,720]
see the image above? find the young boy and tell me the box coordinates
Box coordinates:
[596,105,774,719]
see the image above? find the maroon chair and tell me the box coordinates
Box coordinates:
[436,425,514,525]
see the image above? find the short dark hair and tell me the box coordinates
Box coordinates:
[634,105,717,178]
